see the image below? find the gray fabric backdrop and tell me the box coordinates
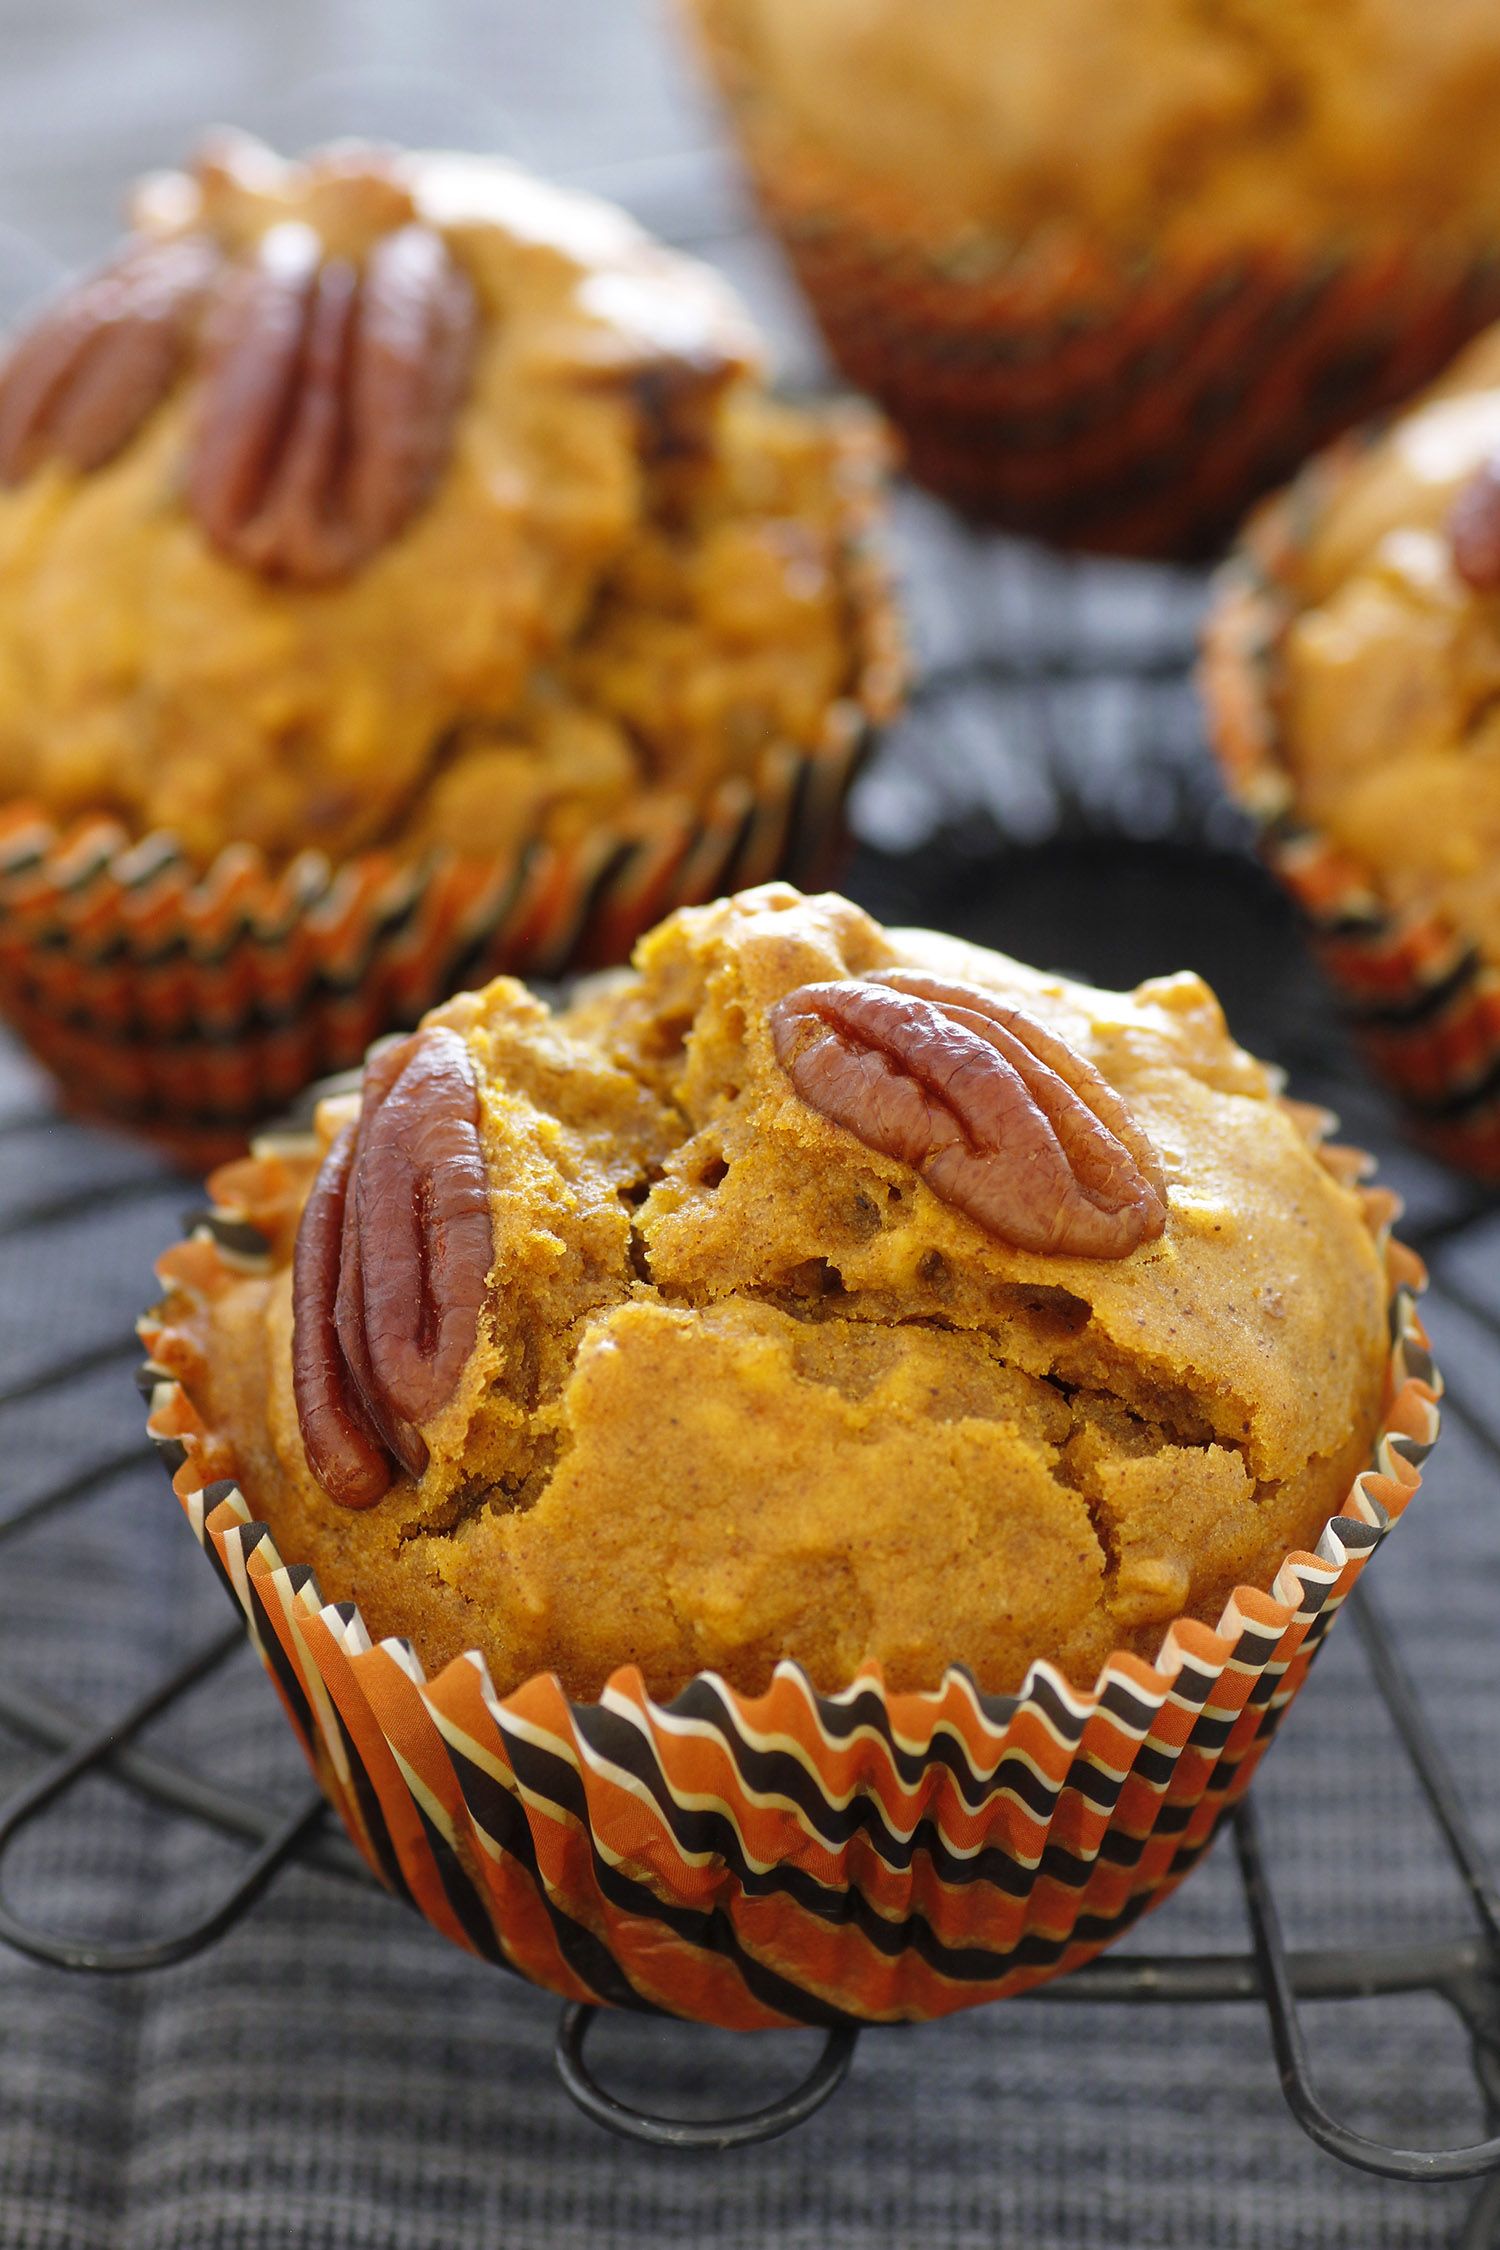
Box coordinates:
[1,3,1499,2244]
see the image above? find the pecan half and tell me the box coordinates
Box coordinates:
[290,1121,393,1510]
[189,217,476,584]
[769,974,1168,1259]
[1449,453,1500,592]
[0,233,219,485]
[335,1035,430,1482]
[351,1028,492,1426]
[291,1026,493,1507]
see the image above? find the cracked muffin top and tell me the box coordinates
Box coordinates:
[1258,324,1500,962]
[156,885,1394,1702]
[0,134,890,869]
[693,0,1500,256]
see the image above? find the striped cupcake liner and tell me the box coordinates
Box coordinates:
[1201,439,1500,1178]
[138,1138,1438,2029]
[0,434,900,1171]
[689,0,1500,557]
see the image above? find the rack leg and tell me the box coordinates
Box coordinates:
[554,2003,859,2150]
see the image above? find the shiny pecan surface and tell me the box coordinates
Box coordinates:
[292,1025,493,1507]
[290,1120,393,1510]
[189,217,476,584]
[769,973,1168,1259]
[334,1035,431,1484]
[0,233,219,485]
[1449,453,1500,592]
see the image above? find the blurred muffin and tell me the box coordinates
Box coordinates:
[0,135,898,1154]
[1204,322,1500,1173]
[160,883,1391,1701]
[0,131,896,866]
[687,0,1500,554]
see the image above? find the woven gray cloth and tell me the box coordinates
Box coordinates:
[3,4,1500,2245]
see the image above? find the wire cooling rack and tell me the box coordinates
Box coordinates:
[0,913,1497,2244]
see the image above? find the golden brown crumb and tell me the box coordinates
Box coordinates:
[188,885,1390,1702]
[0,139,882,868]
[695,0,1500,254]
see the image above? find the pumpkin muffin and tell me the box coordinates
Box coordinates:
[155,883,1393,1702]
[0,137,897,1154]
[1241,326,1500,950]
[1204,321,1500,1173]
[0,130,891,866]
[687,0,1500,552]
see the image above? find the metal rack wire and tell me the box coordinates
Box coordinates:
[0,1153,1495,2239]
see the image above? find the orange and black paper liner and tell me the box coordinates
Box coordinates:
[140,1152,1438,2029]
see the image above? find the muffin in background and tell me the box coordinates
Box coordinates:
[141,884,1437,2024]
[1204,322,1500,1175]
[687,0,1500,555]
[0,134,899,1157]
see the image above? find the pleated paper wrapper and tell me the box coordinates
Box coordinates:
[0,427,899,1172]
[138,1131,1439,2030]
[1202,435,1500,1180]
[688,0,1500,558]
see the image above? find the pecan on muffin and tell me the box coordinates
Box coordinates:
[687,0,1500,553]
[0,136,898,1154]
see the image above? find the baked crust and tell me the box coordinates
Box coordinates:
[691,0,1500,254]
[0,135,892,868]
[151,884,1394,1702]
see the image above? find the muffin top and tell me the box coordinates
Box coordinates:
[1270,325,1500,956]
[697,0,1500,254]
[165,884,1391,1703]
[0,134,889,866]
